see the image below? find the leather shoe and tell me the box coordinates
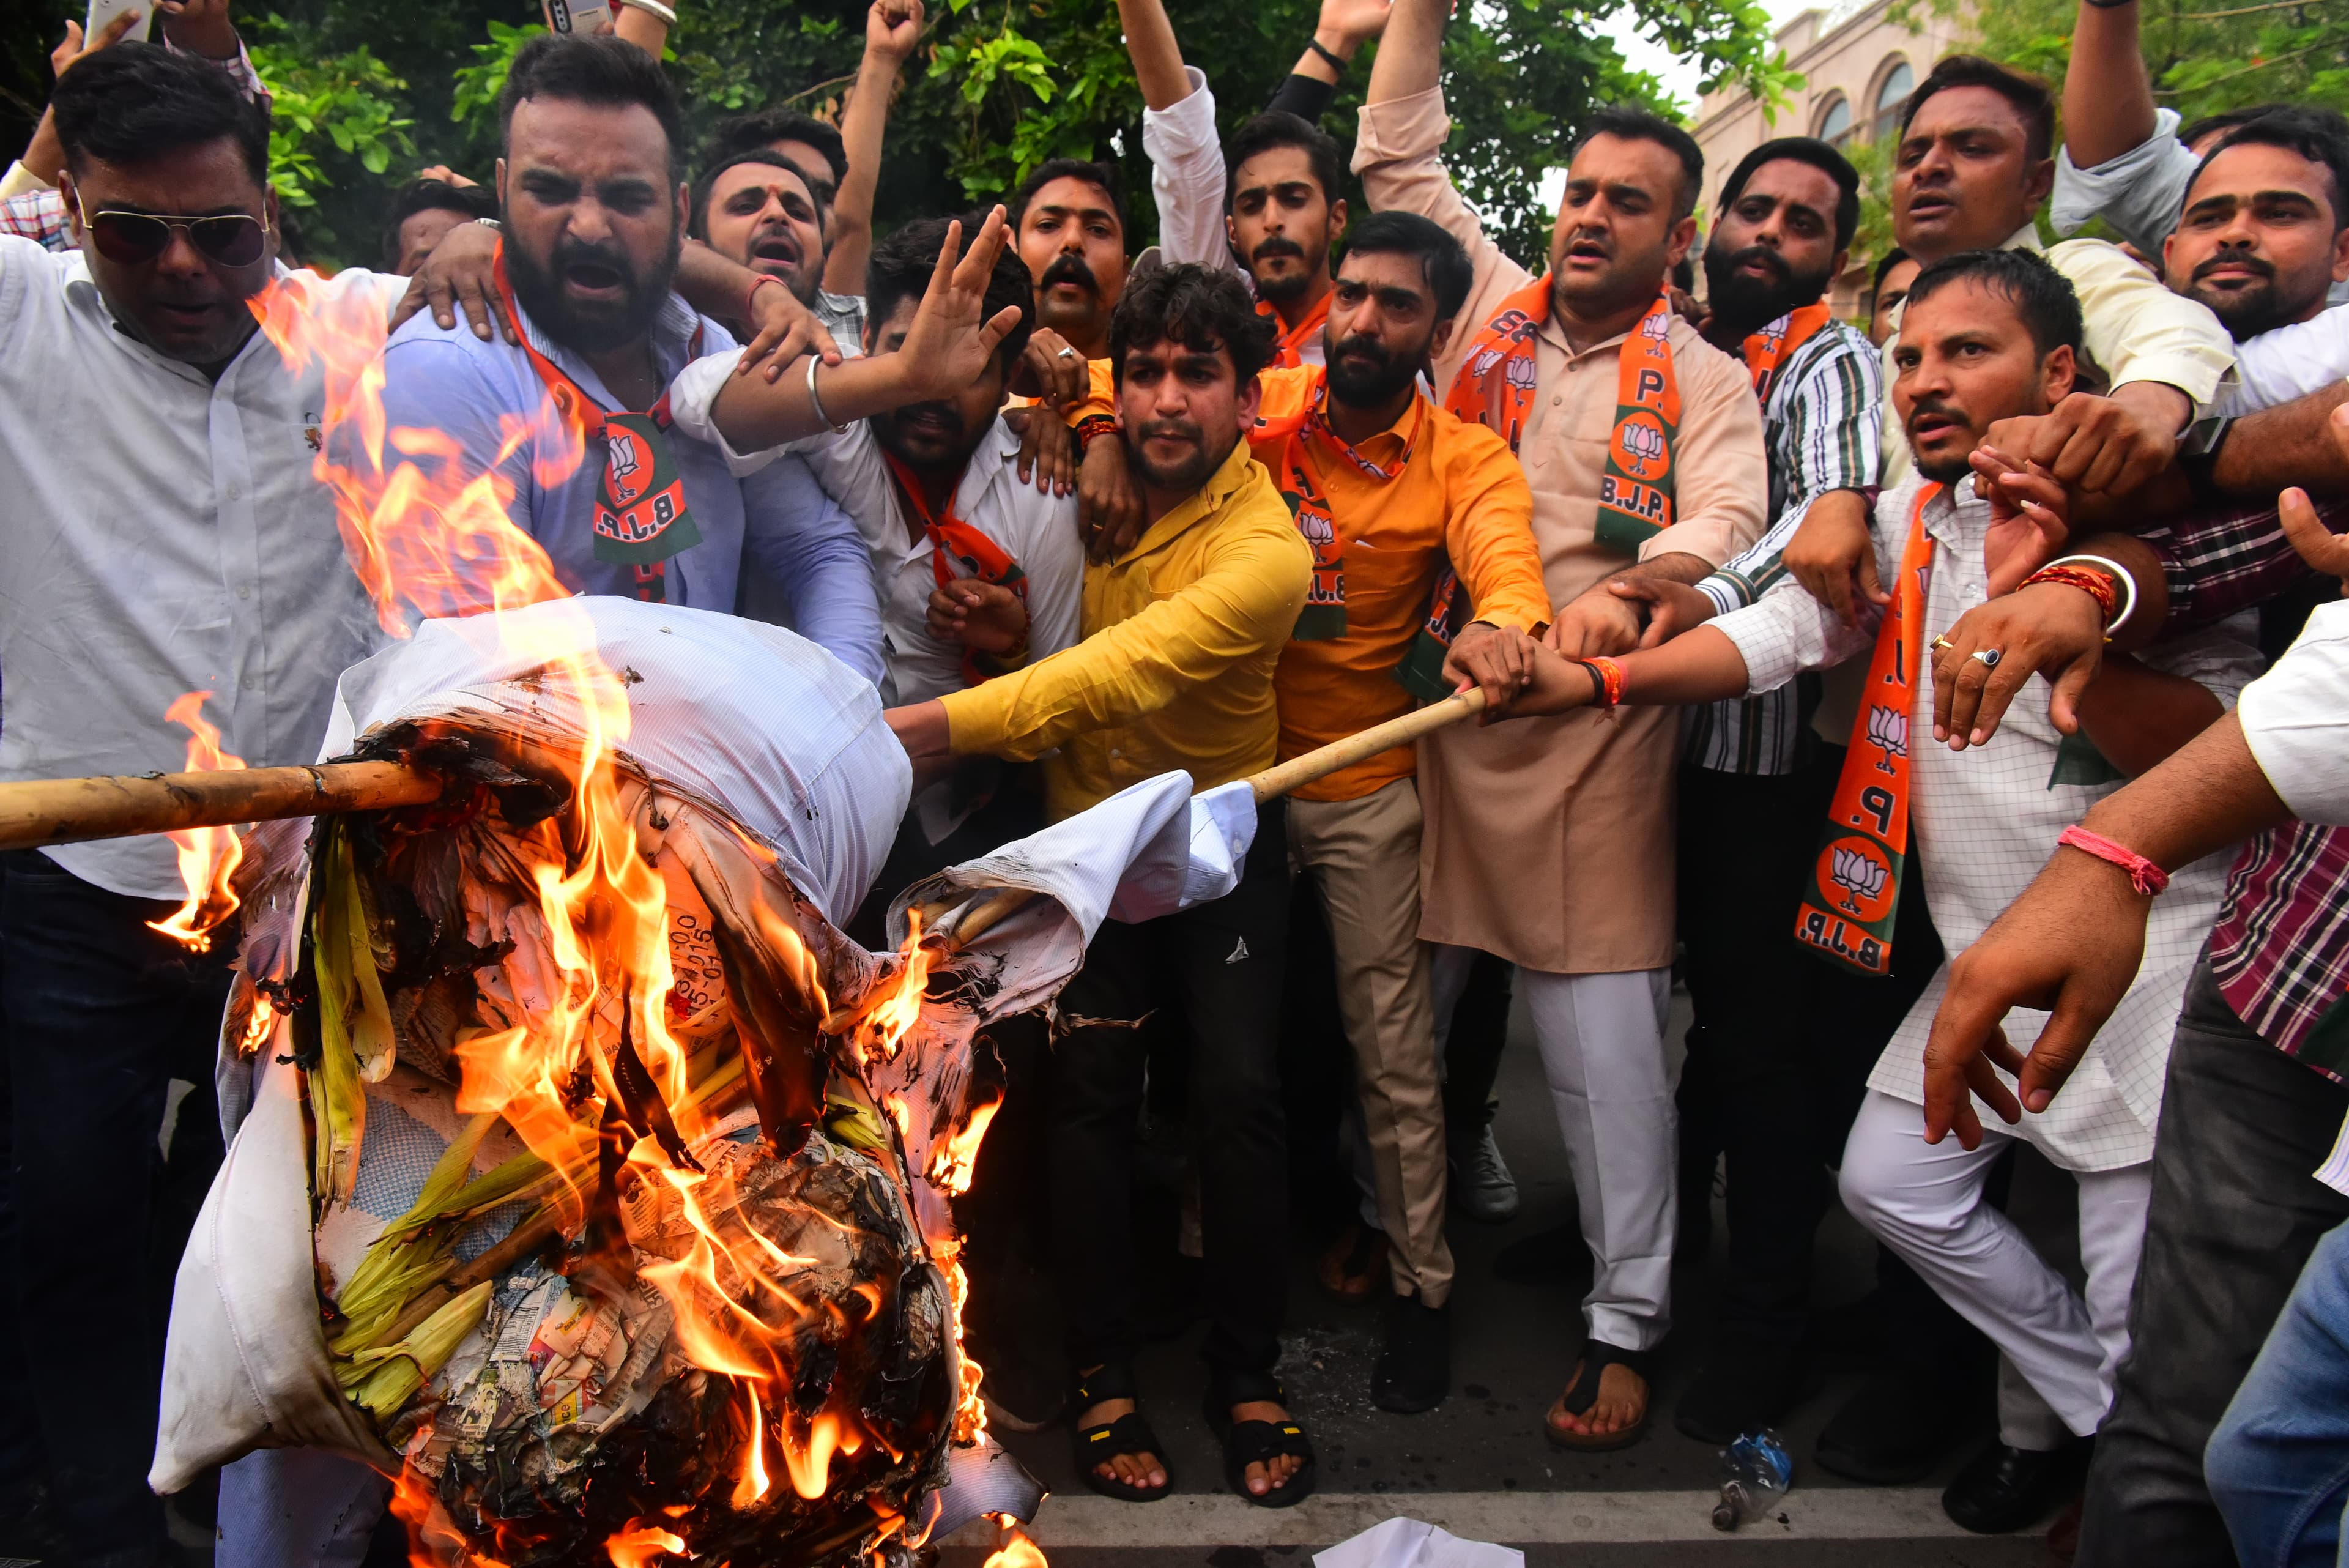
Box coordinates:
[1371,1290,1449,1413]
[1942,1436,2093,1534]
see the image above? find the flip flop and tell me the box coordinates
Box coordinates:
[1545,1340,1654,1452]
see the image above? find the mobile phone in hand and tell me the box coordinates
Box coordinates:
[543,0,614,33]
[84,0,153,46]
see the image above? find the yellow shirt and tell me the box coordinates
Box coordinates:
[940,439,1312,821]
[1252,367,1551,800]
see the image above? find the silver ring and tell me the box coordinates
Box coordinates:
[1057,346,1078,361]
[1970,647,2003,669]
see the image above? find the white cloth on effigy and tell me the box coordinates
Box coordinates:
[155,596,1258,1553]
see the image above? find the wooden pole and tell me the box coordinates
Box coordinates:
[915,688,1492,945]
[0,760,443,853]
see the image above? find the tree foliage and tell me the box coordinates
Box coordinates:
[4,0,1797,270]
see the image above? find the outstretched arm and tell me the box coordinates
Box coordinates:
[1116,0,1193,110]
[826,0,923,295]
[704,211,1020,449]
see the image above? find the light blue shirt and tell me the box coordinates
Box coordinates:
[373,290,885,686]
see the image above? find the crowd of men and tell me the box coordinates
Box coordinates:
[5,0,2349,1560]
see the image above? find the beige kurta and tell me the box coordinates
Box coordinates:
[1354,87,1769,973]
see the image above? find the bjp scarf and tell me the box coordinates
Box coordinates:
[1446,277,1680,555]
[496,253,703,604]
[1261,290,1332,371]
[1262,373,1422,641]
[1793,482,1940,976]
[880,450,1029,688]
[1739,302,1833,405]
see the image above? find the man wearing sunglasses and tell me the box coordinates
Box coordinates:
[0,39,423,1568]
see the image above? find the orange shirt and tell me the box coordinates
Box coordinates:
[1250,366,1549,801]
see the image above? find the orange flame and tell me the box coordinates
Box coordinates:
[146,691,247,952]
[984,1520,1048,1568]
[604,1525,688,1568]
[250,272,1026,1559]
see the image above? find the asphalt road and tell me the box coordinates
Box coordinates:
[956,983,2071,1568]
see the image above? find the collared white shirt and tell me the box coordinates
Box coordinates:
[1715,472,2262,1169]
[663,354,1084,707]
[2241,598,2349,828]
[2210,305,2349,417]
[0,237,406,899]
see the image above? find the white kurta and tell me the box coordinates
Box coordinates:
[1715,473,2261,1170]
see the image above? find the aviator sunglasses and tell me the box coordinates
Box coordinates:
[73,190,272,267]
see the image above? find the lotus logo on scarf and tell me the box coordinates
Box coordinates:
[1866,705,1907,773]
[1830,844,1890,915]
[606,428,646,505]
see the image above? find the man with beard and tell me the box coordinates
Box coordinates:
[1628,135,1892,1444]
[1011,157,1130,362]
[1471,246,2260,1534]
[1356,0,1767,1449]
[1233,210,1550,1413]
[1118,0,1379,368]
[667,214,1083,908]
[372,34,883,682]
[2169,111,2349,401]
[881,264,1315,1506]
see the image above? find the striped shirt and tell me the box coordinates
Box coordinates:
[1685,312,1882,775]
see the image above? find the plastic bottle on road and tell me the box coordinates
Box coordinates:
[1710,1428,1794,1531]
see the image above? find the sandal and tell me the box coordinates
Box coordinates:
[1203,1369,1318,1508]
[1069,1364,1172,1503]
[1545,1340,1654,1452]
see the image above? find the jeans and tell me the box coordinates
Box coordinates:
[1050,800,1291,1377]
[0,850,232,1567]
[2079,957,2349,1568]
[2206,1217,2349,1568]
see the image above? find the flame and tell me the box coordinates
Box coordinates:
[604,1525,688,1568]
[984,1520,1048,1568]
[249,272,1030,1561]
[146,691,248,951]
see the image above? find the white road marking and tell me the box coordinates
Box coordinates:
[939,1488,1976,1546]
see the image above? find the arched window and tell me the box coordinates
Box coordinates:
[1817,95,1853,147]
[1872,59,1915,143]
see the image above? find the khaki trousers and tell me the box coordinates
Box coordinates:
[1288,779,1455,1306]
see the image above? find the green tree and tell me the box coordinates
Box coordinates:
[4,0,1794,270]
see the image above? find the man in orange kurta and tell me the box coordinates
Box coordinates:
[1354,0,1768,1447]
[1248,210,1551,1414]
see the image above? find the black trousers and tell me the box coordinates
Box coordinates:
[1678,747,1973,1368]
[0,852,231,1567]
[1050,800,1290,1377]
[2077,957,2349,1568]
[1441,951,1515,1141]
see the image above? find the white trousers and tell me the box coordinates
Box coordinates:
[1505,959,1677,1351]
[1840,1090,2153,1444]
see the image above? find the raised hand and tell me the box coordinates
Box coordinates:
[2280,484,2349,595]
[867,0,924,63]
[53,10,140,78]
[897,208,1025,402]
[1970,444,2071,595]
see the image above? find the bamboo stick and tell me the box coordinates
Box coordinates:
[0,760,442,852]
[1246,686,1486,802]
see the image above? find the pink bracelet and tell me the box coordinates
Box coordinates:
[744,272,782,318]
[2057,825,2170,895]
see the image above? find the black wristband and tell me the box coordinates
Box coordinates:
[1305,36,1349,71]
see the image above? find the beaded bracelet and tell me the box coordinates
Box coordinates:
[1578,656,1626,708]
[2057,825,2170,894]
[1074,413,1120,450]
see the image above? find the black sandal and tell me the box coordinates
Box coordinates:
[1070,1364,1172,1503]
[1545,1339,1654,1451]
[1202,1369,1317,1508]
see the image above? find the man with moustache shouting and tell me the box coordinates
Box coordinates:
[1354,0,1767,1449]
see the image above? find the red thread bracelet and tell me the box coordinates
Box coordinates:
[1581,656,1626,708]
[2057,825,2170,894]
[744,272,782,319]
[2022,563,2120,628]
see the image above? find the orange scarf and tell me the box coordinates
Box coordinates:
[495,251,702,604]
[1447,277,1679,554]
[1794,482,1940,976]
[881,450,1028,688]
[1261,290,1332,370]
[1258,371,1421,641]
[1740,302,1833,404]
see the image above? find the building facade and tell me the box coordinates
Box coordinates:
[1690,0,1971,315]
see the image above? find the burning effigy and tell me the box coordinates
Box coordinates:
[151,597,1249,1564]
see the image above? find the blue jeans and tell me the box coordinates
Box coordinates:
[2207,1216,2349,1567]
